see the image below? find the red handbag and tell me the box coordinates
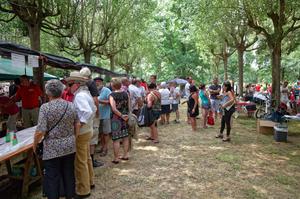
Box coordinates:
[207,111,215,125]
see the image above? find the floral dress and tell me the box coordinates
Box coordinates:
[110,91,129,141]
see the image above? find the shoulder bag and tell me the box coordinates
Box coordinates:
[36,103,69,158]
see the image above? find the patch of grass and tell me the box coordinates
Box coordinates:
[275,175,298,186]
[216,153,240,164]
[242,188,263,199]
[236,117,256,127]
[216,153,241,170]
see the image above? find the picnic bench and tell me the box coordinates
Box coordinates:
[0,127,42,198]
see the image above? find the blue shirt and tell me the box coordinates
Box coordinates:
[98,87,112,120]
[295,84,300,96]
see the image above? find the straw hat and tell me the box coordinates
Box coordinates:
[65,71,88,83]
[80,67,91,79]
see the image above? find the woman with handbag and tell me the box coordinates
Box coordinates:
[216,81,236,142]
[33,80,78,199]
[199,83,211,128]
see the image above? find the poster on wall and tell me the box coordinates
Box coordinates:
[11,53,25,68]
[28,55,39,68]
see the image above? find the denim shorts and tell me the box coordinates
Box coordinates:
[210,99,220,113]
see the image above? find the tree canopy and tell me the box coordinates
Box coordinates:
[1,0,300,104]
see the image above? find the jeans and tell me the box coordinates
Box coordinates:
[220,106,235,136]
[43,153,75,199]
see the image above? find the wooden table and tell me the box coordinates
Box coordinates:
[0,127,42,198]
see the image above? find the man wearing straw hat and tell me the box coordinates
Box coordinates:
[66,71,96,199]
[79,67,104,168]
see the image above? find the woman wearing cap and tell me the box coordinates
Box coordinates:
[187,85,199,131]
[159,82,171,125]
[216,81,236,142]
[33,79,77,199]
[109,78,130,164]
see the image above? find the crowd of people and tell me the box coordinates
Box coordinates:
[1,70,299,199]
[244,80,300,112]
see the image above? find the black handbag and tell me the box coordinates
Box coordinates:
[36,103,69,158]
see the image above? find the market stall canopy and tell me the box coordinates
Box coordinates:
[0,58,57,81]
[0,42,127,77]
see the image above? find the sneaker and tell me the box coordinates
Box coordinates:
[93,160,104,167]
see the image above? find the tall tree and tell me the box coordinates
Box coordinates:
[0,0,79,87]
[243,0,300,105]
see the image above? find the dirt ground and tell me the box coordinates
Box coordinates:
[28,106,300,199]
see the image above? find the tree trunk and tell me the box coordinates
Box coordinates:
[270,42,281,107]
[28,24,43,89]
[84,50,92,64]
[109,55,115,71]
[223,55,228,81]
[237,48,244,96]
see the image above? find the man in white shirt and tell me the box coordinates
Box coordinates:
[66,71,96,198]
[159,82,171,124]
[170,82,181,123]
[128,79,143,116]
[184,77,193,98]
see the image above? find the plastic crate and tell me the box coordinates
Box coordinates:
[274,125,288,142]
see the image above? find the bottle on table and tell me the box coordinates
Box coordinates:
[12,131,18,146]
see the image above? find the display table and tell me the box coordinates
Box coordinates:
[282,115,300,134]
[0,127,42,198]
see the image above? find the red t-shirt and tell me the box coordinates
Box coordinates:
[255,85,261,92]
[62,89,74,102]
[140,82,148,91]
[0,96,19,115]
[16,84,42,109]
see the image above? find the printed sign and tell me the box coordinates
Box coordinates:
[28,55,39,68]
[11,53,25,68]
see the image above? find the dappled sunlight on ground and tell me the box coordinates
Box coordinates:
[28,105,300,199]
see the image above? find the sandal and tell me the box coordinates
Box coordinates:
[152,140,159,144]
[112,160,119,164]
[222,137,231,142]
[146,137,154,141]
[120,157,129,161]
[215,134,223,138]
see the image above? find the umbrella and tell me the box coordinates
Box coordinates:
[168,78,188,85]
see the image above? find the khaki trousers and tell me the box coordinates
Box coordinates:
[75,131,94,195]
[22,108,39,128]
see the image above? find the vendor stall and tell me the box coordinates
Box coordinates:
[0,127,42,198]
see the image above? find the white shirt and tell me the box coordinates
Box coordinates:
[129,84,142,110]
[280,86,289,103]
[159,88,170,105]
[170,87,180,104]
[185,83,190,97]
[74,89,96,134]
[139,86,146,98]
